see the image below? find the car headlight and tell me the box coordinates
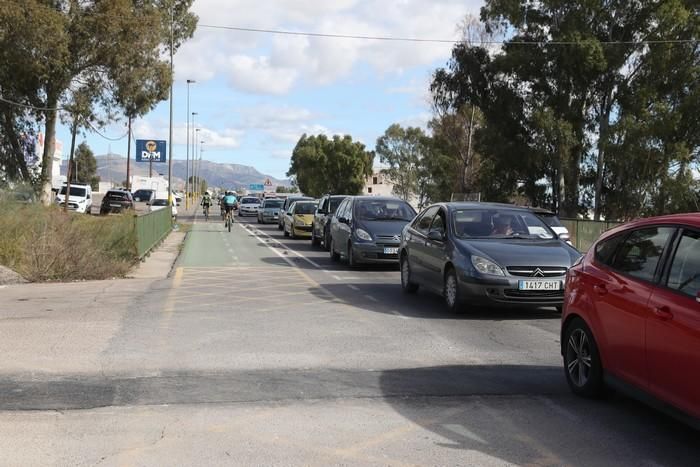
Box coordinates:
[355,228,372,241]
[471,255,504,276]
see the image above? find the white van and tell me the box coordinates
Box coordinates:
[55,183,93,214]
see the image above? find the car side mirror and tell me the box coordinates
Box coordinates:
[427,231,444,242]
[696,291,700,304]
[337,217,348,224]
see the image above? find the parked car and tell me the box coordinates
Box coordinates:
[530,207,572,244]
[238,196,262,217]
[562,213,700,425]
[55,182,93,214]
[258,198,284,224]
[400,203,581,313]
[132,189,155,203]
[329,196,416,267]
[149,198,177,219]
[99,189,134,215]
[278,196,313,230]
[312,194,348,249]
[283,200,318,239]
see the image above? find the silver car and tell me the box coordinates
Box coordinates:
[258,198,284,224]
[238,196,261,217]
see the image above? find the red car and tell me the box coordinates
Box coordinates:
[562,213,700,425]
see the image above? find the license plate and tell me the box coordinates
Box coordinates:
[518,280,561,291]
[383,247,399,255]
[110,204,121,208]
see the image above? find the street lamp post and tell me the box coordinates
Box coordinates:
[167,6,174,207]
[185,79,195,209]
[198,140,205,195]
[191,112,198,204]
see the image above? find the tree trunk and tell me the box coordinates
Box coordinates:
[39,95,58,205]
[594,97,612,221]
[557,152,566,215]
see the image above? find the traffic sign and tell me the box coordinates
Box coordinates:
[249,183,264,191]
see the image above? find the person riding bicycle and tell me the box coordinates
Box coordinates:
[222,190,238,222]
[201,192,213,212]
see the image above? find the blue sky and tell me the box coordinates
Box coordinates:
[55,0,481,180]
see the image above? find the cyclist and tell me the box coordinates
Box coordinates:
[222,190,238,225]
[200,191,213,219]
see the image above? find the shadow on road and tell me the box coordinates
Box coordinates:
[378,365,700,466]
[304,282,559,321]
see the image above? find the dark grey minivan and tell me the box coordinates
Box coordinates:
[328,196,417,267]
[399,203,581,312]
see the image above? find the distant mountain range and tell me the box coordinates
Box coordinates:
[62,154,290,189]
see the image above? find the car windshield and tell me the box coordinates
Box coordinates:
[538,213,564,227]
[329,198,345,213]
[242,198,258,204]
[152,199,168,206]
[294,202,317,215]
[264,200,283,208]
[59,186,86,197]
[357,200,416,221]
[453,209,555,240]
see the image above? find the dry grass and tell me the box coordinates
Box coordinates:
[0,201,138,282]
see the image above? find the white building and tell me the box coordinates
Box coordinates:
[363,171,419,208]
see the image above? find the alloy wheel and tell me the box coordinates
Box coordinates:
[566,328,592,388]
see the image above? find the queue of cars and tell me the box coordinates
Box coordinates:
[273,194,699,425]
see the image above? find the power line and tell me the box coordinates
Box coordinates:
[0,94,129,141]
[0,95,63,112]
[5,0,697,46]
[198,24,699,46]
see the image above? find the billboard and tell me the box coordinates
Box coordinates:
[136,139,167,163]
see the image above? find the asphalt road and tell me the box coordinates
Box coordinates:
[0,212,697,466]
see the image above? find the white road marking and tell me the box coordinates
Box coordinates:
[389,310,409,320]
[332,275,342,281]
[441,424,488,444]
[365,295,379,303]
[244,223,324,269]
[348,285,360,292]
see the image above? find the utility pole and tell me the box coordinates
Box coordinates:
[64,114,79,213]
[126,116,132,191]
[191,113,198,203]
[185,80,195,209]
[167,5,174,207]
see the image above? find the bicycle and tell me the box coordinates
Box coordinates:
[224,208,234,232]
[203,204,210,221]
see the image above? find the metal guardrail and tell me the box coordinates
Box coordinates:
[560,218,622,252]
[135,208,173,259]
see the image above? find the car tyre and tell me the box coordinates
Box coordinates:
[329,237,340,262]
[563,317,604,398]
[323,229,331,251]
[400,254,419,294]
[444,268,464,313]
[311,227,320,247]
[283,224,290,237]
[347,242,359,268]
[291,226,298,240]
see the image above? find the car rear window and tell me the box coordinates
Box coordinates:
[242,198,258,204]
[356,200,415,221]
[539,213,564,227]
[264,200,283,208]
[60,186,86,197]
[152,199,168,206]
[106,192,129,201]
[294,203,317,215]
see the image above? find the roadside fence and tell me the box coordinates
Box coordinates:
[135,207,173,259]
[560,218,622,252]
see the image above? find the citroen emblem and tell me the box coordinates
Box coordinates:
[393,235,400,242]
[532,268,545,277]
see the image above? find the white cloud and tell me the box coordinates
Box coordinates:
[133,120,243,149]
[174,0,482,94]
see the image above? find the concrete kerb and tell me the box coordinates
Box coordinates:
[129,229,187,280]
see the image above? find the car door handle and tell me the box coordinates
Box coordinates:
[653,306,673,321]
[593,284,607,296]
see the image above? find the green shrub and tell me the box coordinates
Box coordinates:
[0,201,138,281]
